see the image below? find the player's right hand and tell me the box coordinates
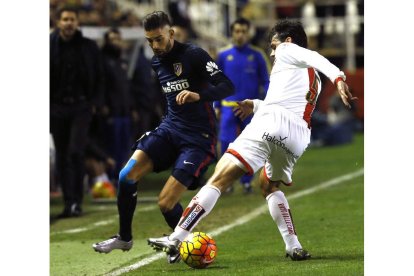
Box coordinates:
[233,100,254,120]
[176,90,200,105]
[336,80,358,109]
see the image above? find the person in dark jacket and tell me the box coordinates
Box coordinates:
[101,28,137,177]
[50,6,104,218]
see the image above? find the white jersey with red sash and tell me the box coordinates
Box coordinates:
[226,42,346,184]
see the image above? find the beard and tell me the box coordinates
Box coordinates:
[60,27,76,40]
[154,39,173,57]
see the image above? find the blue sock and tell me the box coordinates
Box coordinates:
[162,203,183,229]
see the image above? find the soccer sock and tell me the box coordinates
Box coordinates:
[162,203,184,229]
[170,184,221,241]
[266,191,302,251]
[117,182,137,242]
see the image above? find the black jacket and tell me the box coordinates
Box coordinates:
[102,45,132,116]
[50,29,104,107]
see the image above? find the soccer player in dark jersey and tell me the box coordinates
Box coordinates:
[92,11,234,259]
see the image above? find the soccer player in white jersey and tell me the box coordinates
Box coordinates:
[148,19,357,262]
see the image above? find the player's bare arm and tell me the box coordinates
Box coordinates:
[233,100,254,120]
[336,79,358,109]
[176,90,200,105]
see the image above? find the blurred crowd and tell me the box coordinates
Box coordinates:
[50,6,165,207]
[50,0,141,28]
[50,0,364,209]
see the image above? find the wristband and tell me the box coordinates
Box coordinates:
[334,77,345,86]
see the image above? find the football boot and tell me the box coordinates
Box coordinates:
[148,236,181,263]
[92,235,133,253]
[286,248,311,261]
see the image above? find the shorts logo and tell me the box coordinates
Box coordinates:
[173,63,182,76]
[184,160,195,165]
[262,132,299,159]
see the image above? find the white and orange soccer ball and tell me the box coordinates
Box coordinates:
[179,232,217,269]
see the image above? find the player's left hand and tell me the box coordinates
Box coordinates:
[337,80,358,109]
[176,90,200,105]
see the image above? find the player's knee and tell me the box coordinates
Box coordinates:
[261,181,280,198]
[118,159,138,187]
[259,169,280,197]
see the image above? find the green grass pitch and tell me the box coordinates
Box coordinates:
[50,134,364,275]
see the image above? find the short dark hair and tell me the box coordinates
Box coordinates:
[230,17,250,32]
[142,11,171,31]
[56,6,79,20]
[104,28,120,44]
[269,19,308,48]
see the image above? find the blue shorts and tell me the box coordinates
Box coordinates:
[135,124,216,190]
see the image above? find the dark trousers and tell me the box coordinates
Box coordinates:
[50,102,92,206]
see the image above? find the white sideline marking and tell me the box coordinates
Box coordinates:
[51,219,116,235]
[107,252,165,276]
[50,205,158,236]
[106,168,364,276]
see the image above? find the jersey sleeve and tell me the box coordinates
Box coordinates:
[252,99,263,113]
[188,47,234,102]
[213,52,226,108]
[276,43,346,83]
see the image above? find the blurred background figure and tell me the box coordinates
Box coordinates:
[215,18,270,194]
[50,6,104,218]
[168,0,198,40]
[172,25,189,43]
[101,28,137,180]
[84,140,116,184]
[50,134,57,196]
[310,94,357,147]
[129,43,165,142]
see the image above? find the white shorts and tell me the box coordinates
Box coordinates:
[226,105,311,184]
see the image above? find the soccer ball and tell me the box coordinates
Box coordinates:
[179,232,217,269]
[91,181,116,199]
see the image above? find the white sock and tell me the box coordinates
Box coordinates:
[170,184,221,241]
[266,191,302,252]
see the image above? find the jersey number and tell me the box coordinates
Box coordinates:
[305,76,319,105]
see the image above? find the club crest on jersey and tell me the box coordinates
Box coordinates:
[173,63,182,76]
